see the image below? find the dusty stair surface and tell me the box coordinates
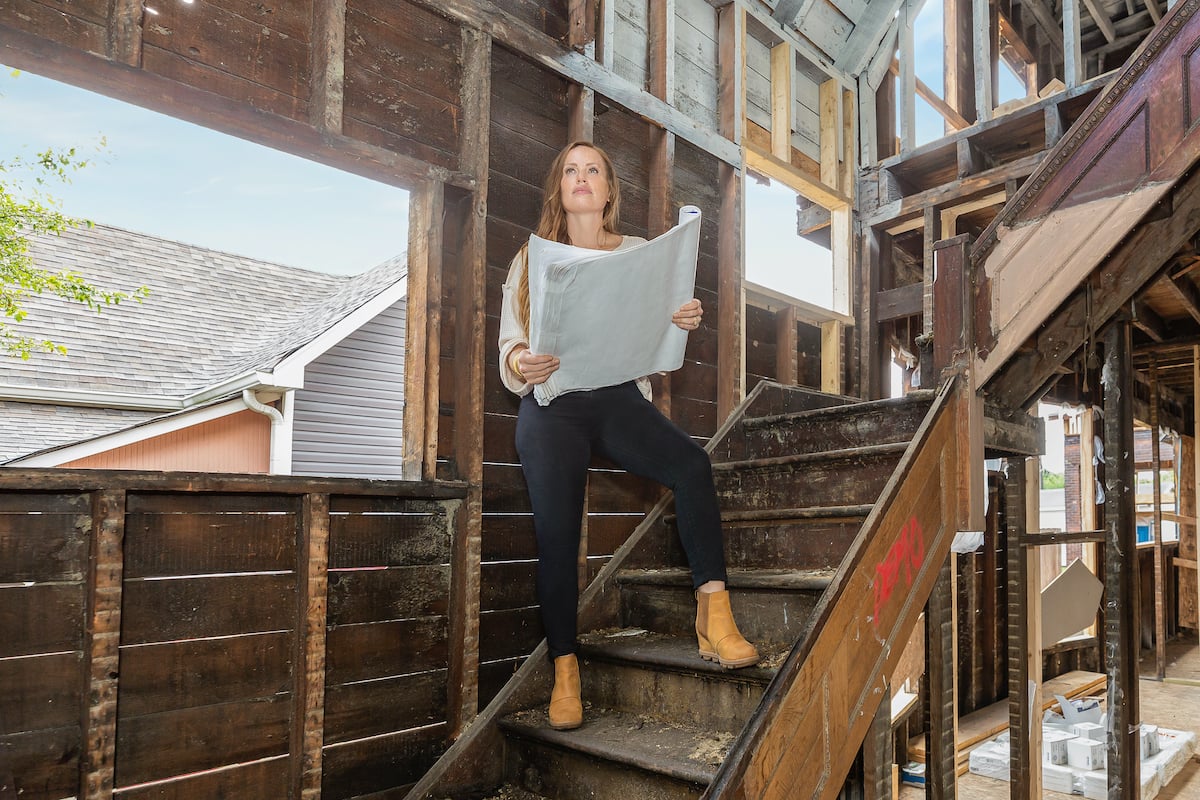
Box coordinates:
[409,382,947,800]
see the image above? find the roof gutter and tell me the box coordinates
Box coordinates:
[0,369,303,411]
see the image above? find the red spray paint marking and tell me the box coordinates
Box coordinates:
[872,516,925,627]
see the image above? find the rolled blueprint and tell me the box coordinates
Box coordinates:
[527,205,702,406]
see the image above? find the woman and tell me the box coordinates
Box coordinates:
[498,141,758,731]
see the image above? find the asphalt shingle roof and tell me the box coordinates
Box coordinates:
[1,223,406,460]
[3,223,405,396]
[0,400,159,463]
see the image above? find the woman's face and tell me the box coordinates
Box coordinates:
[559,146,611,217]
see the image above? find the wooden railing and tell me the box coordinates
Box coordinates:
[706,379,962,799]
[0,469,465,800]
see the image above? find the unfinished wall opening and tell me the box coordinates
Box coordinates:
[0,67,413,477]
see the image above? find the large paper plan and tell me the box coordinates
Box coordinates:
[528,205,702,406]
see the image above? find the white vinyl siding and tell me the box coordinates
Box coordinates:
[291,300,406,478]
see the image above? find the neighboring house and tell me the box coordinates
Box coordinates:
[1,223,407,477]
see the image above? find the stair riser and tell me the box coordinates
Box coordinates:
[714,404,929,462]
[618,585,821,645]
[505,740,705,800]
[653,519,864,571]
[580,657,765,731]
[715,456,898,510]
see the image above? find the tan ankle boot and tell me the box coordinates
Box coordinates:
[548,654,583,730]
[696,589,760,669]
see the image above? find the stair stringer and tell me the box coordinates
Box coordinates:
[405,378,798,799]
[705,378,963,800]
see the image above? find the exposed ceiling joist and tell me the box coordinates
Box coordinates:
[1080,0,1118,43]
[836,0,912,76]
[1131,297,1167,342]
[1162,273,1200,325]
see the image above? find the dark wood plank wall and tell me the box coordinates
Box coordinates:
[0,476,464,800]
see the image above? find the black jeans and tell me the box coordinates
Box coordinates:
[515,381,727,659]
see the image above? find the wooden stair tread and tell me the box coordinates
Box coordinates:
[712,441,908,471]
[499,707,726,785]
[741,391,936,429]
[615,567,835,591]
[719,504,873,522]
[577,629,788,680]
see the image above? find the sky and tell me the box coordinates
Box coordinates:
[0,66,409,276]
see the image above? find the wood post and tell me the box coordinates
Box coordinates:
[717,3,746,423]
[106,0,143,67]
[1103,318,1141,799]
[81,489,125,800]
[403,181,445,482]
[925,556,957,800]
[972,0,993,123]
[1006,458,1037,800]
[292,493,330,800]
[1150,356,1167,680]
[446,25,491,736]
[649,0,676,418]
[863,681,894,800]
[777,305,799,385]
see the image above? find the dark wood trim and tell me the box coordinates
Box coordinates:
[1103,318,1141,797]
[291,493,330,799]
[776,305,799,385]
[1150,357,1167,680]
[309,0,347,134]
[81,488,125,800]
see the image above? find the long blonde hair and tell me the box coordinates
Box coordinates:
[517,140,622,329]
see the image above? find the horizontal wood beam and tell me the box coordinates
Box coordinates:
[1022,529,1105,545]
[410,0,741,165]
[984,403,1045,456]
[1081,0,1118,43]
[877,283,924,321]
[1132,297,1168,342]
[997,9,1038,65]
[1162,273,1200,325]
[746,145,850,208]
[866,152,1043,228]
[0,24,474,190]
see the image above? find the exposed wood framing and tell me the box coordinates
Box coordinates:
[777,305,799,384]
[863,683,894,799]
[898,3,917,152]
[569,0,596,51]
[839,0,909,75]
[309,0,346,134]
[1081,0,1118,43]
[746,146,850,208]
[106,0,143,67]
[821,78,844,186]
[1025,0,1068,56]
[923,207,942,334]
[1104,318,1141,798]
[81,489,125,800]
[446,26,490,736]
[718,2,746,421]
[1006,458,1038,799]
[1150,357,1167,680]
[1131,297,1168,341]
[649,0,676,416]
[1146,0,1163,24]
[1081,408,1101,636]
[925,556,958,800]
[0,25,472,191]
[945,0,977,127]
[403,183,445,482]
[889,61,971,132]
[410,0,740,165]
[821,320,844,393]
[1064,0,1085,87]
[741,0,854,88]
[973,0,994,122]
[292,493,330,800]
[771,43,792,160]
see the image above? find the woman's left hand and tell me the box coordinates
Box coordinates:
[672,298,703,331]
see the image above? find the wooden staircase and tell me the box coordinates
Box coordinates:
[407,380,961,799]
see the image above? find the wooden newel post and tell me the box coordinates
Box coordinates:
[930,234,973,380]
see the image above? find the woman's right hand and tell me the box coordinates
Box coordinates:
[515,348,560,385]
